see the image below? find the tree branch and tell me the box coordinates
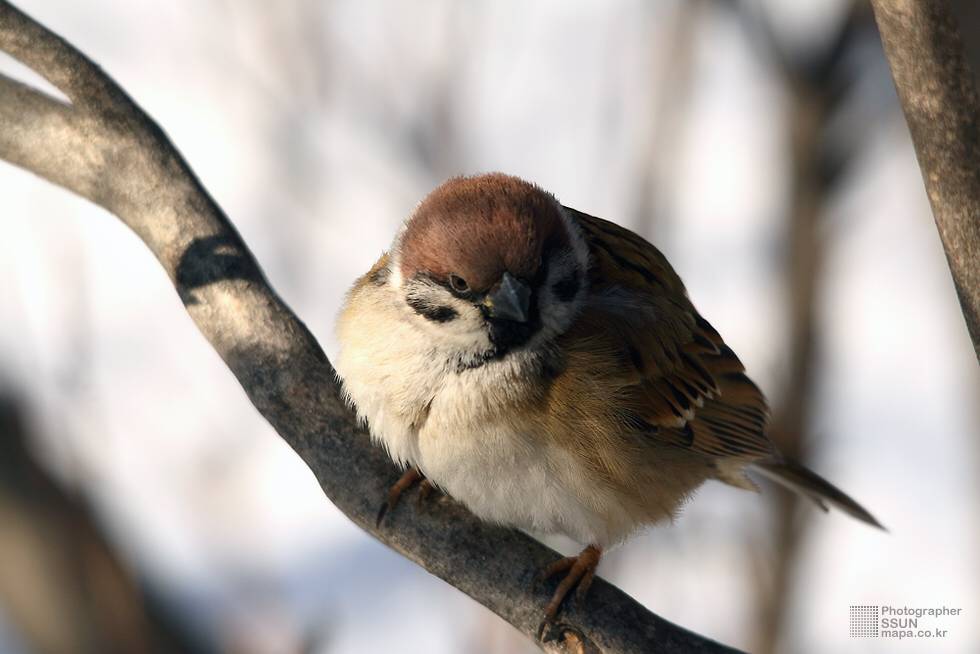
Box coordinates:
[869,0,980,363]
[0,3,742,652]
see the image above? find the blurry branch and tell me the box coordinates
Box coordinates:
[0,394,210,654]
[721,2,877,652]
[754,64,826,654]
[764,8,878,653]
[631,0,703,235]
[0,3,740,653]
[870,0,980,363]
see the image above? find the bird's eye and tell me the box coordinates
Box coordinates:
[448,274,470,293]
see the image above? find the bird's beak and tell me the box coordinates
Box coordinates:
[482,272,531,323]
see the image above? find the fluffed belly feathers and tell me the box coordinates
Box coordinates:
[335,280,708,547]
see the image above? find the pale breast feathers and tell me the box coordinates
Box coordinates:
[335,252,438,466]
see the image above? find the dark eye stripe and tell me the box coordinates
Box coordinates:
[551,270,580,302]
[406,296,458,323]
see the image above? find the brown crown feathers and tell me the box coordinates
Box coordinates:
[399,174,568,292]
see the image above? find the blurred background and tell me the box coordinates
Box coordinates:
[1,1,978,652]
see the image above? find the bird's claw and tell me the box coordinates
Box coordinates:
[416,479,437,507]
[376,467,424,527]
[535,545,602,622]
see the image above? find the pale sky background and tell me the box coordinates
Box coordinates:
[1,1,978,653]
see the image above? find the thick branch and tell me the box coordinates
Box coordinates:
[869,0,980,362]
[0,3,741,652]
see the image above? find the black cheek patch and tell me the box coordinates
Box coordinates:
[406,296,458,323]
[551,270,580,302]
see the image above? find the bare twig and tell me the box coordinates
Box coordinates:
[761,6,878,652]
[631,0,703,235]
[721,3,877,650]
[756,81,827,654]
[869,0,980,362]
[0,3,742,652]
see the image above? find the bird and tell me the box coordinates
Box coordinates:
[334,172,882,622]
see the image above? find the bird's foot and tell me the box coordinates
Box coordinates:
[416,478,437,506]
[376,467,438,526]
[376,467,422,526]
[535,544,602,625]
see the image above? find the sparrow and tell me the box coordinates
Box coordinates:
[335,173,882,622]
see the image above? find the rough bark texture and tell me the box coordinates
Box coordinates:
[870,0,980,362]
[0,3,743,652]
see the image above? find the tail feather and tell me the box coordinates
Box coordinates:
[751,459,885,530]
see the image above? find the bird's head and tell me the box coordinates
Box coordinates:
[391,173,589,367]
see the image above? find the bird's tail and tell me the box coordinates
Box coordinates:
[751,458,885,530]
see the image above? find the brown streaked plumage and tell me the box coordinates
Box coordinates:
[569,208,773,461]
[335,173,883,628]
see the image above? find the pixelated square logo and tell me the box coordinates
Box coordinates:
[850,605,880,638]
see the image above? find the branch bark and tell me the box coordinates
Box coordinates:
[0,3,742,652]
[869,0,980,363]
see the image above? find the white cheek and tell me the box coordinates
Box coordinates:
[389,265,403,289]
[403,293,493,354]
[439,306,492,348]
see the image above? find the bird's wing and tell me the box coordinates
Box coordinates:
[565,207,774,461]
